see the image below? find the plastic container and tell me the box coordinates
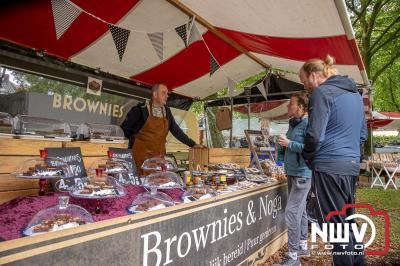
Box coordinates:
[76,123,125,141]
[13,115,71,138]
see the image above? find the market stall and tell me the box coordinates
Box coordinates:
[0,0,369,265]
[366,112,400,190]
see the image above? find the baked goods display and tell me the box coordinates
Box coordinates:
[12,157,72,179]
[88,158,129,175]
[27,214,86,234]
[245,167,260,174]
[246,174,277,183]
[76,123,125,141]
[261,159,286,181]
[141,156,178,172]
[209,163,240,171]
[182,186,216,202]
[142,171,184,189]
[23,196,93,236]
[13,115,72,138]
[70,174,126,199]
[128,191,174,213]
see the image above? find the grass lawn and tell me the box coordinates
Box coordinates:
[264,187,400,265]
[356,187,400,264]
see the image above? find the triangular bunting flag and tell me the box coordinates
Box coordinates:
[188,22,202,46]
[227,77,236,98]
[210,54,220,76]
[257,82,268,100]
[108,24,131,62]
[175,24,187,47]
[51,0,82,40]
[187,16,194,30]
[148,32,163,61]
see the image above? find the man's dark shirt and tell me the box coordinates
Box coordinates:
[121,103,196,149]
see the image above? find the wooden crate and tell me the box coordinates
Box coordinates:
[189,148,250,169]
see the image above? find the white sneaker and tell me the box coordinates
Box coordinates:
[273,254,300,266]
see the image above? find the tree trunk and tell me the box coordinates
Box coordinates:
[206,107,226,148]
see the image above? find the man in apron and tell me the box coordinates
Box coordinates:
[121,84,200,175]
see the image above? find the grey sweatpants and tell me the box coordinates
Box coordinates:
[286,175,311,252]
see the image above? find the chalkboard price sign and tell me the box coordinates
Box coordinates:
[108,147,140,185]
[46,147,88,192]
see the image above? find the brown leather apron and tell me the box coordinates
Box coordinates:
[132,104,168,175]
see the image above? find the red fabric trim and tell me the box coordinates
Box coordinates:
[130,31,241,89]
[367,119,393,129]
[380,112,400,118]
[348,38,365,70]
[217,28,359,65]
[0,0,140,60]
[234,100,287,114]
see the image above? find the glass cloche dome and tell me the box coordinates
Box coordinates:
[11,151,73,179]
[182,184,217,202]
[23,196,93,236]
[128,190,175,213]
[142,171,184,189]
[87,157,130,175]
[141,156,178,172]
[70,169,126,199]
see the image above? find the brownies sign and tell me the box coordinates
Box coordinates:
[0,184,287,266]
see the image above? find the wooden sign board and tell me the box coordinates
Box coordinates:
[0,183,288,266]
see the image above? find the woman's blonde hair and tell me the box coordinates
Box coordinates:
[301,55,338,78]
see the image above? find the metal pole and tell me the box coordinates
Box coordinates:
[247,96,250,130]
[204,103,209,147]
[229,97,233,148]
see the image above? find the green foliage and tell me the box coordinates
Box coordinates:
[11,70,126,105]
[373,134,399,146]
[346,0,400,112]
[189,70,266,117]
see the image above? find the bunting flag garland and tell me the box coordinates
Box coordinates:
[148,32,164,61]
[175,24,188,47]
[108,24,131,61]
[257,82,268,100]
[210,54,220,76]
[51,0,82,40]
[227,77,236,98]
[188,21,202,46]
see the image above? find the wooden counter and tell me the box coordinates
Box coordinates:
[0,182,288,266]
[0,139,127,204]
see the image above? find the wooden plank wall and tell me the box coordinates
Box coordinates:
[0,139,127,204]
[189,148,250,169]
